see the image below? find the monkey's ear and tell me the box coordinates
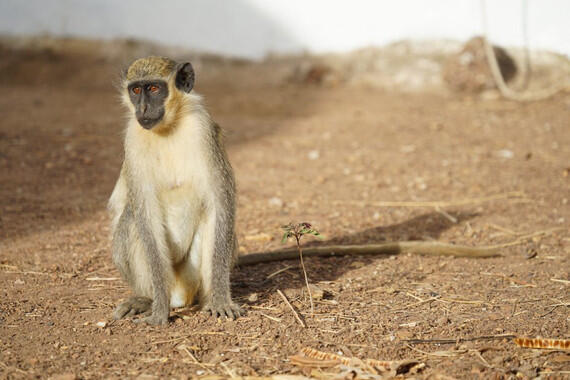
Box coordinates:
[175,62,195,93]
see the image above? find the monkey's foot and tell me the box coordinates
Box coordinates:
[113,296,152,320]
[133,312,169,326]
[202,301,244,320]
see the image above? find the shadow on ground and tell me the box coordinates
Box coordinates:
[233,211,479,303]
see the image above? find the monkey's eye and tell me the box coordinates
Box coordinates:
[150,85,159,93]
[132,87,141,95]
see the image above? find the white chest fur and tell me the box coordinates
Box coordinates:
[126,114,211,194]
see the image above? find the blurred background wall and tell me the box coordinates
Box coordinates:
[0,0,568,59]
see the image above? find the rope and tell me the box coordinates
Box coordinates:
[480,0,568,101]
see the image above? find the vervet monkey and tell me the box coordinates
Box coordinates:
[109,56,241,325]
[109,56,499,326]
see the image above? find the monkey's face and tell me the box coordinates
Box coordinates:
[124,58,196,131]
[127,81,169,129]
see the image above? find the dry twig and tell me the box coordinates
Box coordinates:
[277,289,306,328]
[335,191,529,208]
[435,206,458,223]
[220,361,237,378]
[259,312,282,323]
[266,265,293,279]
[405,334,515,345]
[3,271,49,276]
[405,344,468,357]
[487,227,564,249]
[177,345,214,373]
[152,331,226,345]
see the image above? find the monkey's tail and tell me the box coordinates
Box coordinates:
[237,241,500,266]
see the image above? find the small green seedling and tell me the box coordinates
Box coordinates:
[281,222,322,316]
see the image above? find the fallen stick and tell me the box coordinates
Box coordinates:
[277,289,306,328]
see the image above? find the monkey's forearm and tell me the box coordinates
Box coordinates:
[134,206,170,324]
[201,200,243,319]
[111,206,133,279]
[238,241,500,266]
[211,207,235,299]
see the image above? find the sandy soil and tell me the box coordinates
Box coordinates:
[0,38,569,379]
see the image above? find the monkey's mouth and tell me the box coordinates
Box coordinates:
[138,117,162,129]
[137,108,165,130]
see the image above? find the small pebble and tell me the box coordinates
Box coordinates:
[248,293,259,302]
[400,145,416,153]
[308,150,320,160]
[268,197,283,207]
[496,149,514,159]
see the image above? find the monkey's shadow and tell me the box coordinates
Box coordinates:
[231,210,478,305]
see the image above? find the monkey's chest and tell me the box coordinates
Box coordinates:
[159,182,206,256]
[159,181,207,220]
[154,149,210,221]
[154,155,210,201]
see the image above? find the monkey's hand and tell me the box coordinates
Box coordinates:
[203,299,244,320]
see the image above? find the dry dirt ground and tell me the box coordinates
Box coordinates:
[0,39,569,379]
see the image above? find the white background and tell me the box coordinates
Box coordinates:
[0,0,568,59]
